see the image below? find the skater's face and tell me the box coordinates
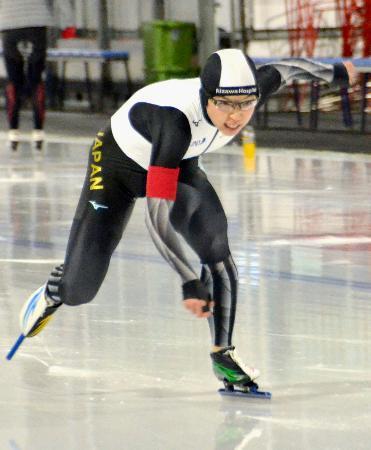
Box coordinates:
[207,95,258,136]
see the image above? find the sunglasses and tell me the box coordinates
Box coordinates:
[210,97,258,113]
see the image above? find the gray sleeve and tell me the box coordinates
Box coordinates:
[264,58,349,90]
[145,198,198,284]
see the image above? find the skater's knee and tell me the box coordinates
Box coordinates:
[62,296,91,307]
[60,283,96,306]
[199,238,231,266]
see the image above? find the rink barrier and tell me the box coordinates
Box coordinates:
[0,49,369,129]
[252,57,371,133]
[46,49,132,111]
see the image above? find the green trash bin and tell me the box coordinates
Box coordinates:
[142,20,198,83]
[145,67,198,84]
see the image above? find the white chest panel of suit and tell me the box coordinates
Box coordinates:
[111,78,233,169]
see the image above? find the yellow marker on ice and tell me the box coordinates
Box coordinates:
[242,126,256,172]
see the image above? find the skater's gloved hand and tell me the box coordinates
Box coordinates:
[182,279,214,318]
[184,298,214,318]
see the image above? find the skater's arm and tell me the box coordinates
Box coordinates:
[145,200,212,318]
[131,105,212,315]
[257,58,355,105]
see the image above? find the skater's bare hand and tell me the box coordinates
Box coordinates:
[184,298,214,318]
[343,61,357,85]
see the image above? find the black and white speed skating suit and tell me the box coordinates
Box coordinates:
[51,57,349,347]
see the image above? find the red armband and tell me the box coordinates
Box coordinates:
[146,166,180,200]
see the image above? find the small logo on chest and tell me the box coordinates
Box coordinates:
[190,137,207,147]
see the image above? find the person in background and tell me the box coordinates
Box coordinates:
[0,0,76,150]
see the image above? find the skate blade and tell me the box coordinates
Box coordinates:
[218,387,272,399]
[6,334,25,360]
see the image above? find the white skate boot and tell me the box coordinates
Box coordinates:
[211,346,260,385]
[211,346,271,399]
[8,129,20,151]
[7,285,61,360]
[32,129,45,150]
[20,285,61,337]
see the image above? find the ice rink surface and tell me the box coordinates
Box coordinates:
[0,134,370,450]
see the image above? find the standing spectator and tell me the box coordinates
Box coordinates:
[0,0,75,150]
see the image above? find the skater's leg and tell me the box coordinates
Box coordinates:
[27,28,47,147]
[60,180,135,306]
[170,160,237,348]
[205,256,238,348]
[171,160,260,385]
[2,30,25,145]
[60,130,137,305]
[19,128,141,337]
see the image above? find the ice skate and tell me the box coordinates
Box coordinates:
[8,129,20,151]
[211,346,271,399]
[20,284,61,337]
[32,129,45,150]
[6,285,61,360]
